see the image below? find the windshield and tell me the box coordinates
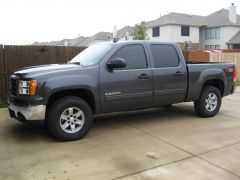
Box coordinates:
[70,44,113,67]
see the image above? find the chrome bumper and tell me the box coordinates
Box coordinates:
[8,104,46,121]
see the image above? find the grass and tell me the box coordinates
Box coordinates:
[0,104,7,108]
[236,80,240,86]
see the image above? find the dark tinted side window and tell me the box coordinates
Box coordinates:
[150,45,179,68]
[111,45,147,69]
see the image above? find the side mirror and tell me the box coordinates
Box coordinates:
[107,58,126,71]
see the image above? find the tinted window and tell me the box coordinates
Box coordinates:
[111,45,147,69]
[152,27,160,37]
[181,26,190,36]
[150,45,179,68]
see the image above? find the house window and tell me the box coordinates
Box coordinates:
[215,45,220,49]
[205,45,210,50]
[205,28,220,40]
[152,27,160,37]
[205,45,220,50]
[181,26,190,36]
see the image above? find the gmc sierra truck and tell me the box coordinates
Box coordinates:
[8,41,236,141]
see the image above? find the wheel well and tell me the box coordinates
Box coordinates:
[46,89,96,113]
[202,79,224,96]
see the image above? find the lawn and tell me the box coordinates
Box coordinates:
[0,104,7,108]
[237,80,240,86]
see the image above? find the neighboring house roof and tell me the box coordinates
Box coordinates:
[56,39,71,46]
[206,9,240,27]
[76,37,94,47]
[228,30,240,44]
[146,8,240,28]
[116,26,133,37]
[145,12,206,27]
[92,32,112,40]
[68,36,85,46]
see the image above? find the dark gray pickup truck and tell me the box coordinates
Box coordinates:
[8,41,236,141]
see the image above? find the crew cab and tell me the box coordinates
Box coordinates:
[8,41,236,141]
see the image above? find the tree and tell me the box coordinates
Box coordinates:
[133,21,148,40]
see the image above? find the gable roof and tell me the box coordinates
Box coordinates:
[75,37,93,47]
[117,26,133,37]
[228,30,240,44]
[145,12,206,27]
[92,32,112,40]
[146,8,240,28]
[68,36,85,46]
[206,9,240,27]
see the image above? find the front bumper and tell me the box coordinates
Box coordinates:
[8,104,46,122]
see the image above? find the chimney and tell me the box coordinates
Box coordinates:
[229,3,237,24]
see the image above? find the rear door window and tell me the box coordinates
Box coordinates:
[150,45,179,68]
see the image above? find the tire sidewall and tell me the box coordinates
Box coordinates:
[47,97,93,141]
[199,86,221,117]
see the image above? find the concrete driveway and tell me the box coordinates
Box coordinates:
[1,93,240,180]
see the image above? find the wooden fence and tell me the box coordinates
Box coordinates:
[186,50,240,82]
[0,45,86,104]
[210,53,240,81]
[0,45,4,104]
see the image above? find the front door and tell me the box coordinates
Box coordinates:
[100,44,153,113]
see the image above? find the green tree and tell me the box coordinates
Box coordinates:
[133,21,148,40]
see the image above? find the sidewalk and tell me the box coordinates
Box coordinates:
[236,86,240,93]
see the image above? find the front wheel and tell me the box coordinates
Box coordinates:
[47,96,93,141]
[194,86,222,118]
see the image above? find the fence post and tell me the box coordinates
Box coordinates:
[0,45,5,104]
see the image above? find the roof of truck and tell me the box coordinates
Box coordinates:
[98,40,179,46]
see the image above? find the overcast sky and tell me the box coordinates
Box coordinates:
[0,0,239,45]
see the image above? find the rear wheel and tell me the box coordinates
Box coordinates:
[47,96,93,141]
[194,86,222,118]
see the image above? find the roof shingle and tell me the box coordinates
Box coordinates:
[146,8,240,28]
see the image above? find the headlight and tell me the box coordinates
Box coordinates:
[18,80,37,95]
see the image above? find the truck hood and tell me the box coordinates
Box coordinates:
[14,64,81,78]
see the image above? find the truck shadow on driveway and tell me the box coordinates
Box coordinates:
[6,104,197,142]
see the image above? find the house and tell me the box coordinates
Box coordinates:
[32,26,133,47]
[146,3,240,50]
[75,32,112,47]
[115,26,134,41]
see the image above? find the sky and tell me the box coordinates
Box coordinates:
[0,0,239,45]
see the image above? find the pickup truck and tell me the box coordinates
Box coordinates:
[8,41,236,141]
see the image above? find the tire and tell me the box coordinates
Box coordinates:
[194,86,222,118]
[47,96,93,141]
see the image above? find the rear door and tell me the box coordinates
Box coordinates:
[149,44,187,106]
[100,44,153,113]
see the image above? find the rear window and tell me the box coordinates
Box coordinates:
[150,45,179,68]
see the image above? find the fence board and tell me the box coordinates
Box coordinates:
[0,45,86,104]
[210,52,240,81]
[0,45,5,103]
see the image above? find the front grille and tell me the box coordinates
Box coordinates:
[10,76,18,96]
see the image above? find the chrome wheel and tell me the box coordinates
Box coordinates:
[60,107,85,133]
[205,93,218,112]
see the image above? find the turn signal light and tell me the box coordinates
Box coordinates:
[29,80,37,96]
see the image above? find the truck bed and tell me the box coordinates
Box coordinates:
[186,62,235,101]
